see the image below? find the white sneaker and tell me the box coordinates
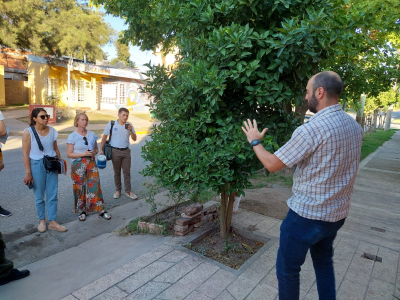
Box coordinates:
[113,191,121,199]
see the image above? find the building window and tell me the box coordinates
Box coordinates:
[99,82,126,105]
[44,78,59,98]
[71,79,86,102]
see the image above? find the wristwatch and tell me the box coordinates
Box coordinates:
[250,139,261,148]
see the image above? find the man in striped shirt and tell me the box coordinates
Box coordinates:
[242,71,363,300]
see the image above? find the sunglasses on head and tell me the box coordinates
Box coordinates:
[83,137,88,146]
[39,114,50,120]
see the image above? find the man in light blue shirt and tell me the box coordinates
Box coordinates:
[100,108,137,199]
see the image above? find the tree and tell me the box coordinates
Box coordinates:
[0,0,114,61]
[110,36,136,68]
[96,0,400,238]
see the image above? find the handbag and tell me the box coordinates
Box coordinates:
[103,121,115,161]
[30,126,61,172]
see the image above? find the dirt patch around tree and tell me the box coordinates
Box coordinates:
[185,228,266,270]
[240,184,292,220]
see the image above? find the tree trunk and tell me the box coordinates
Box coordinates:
[220,184,228,239]
[294,99,309,124]
[284,102,292,114]
[226,191,235,232]
[372,110,378,132]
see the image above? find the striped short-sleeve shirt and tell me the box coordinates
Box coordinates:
[274,104,363,222]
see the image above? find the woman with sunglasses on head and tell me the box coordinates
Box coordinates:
[66,113,111,221]
[22,108,67,233]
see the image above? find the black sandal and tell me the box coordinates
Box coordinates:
[99,211,111,220]
[79,212,86,221]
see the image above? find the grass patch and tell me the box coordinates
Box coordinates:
[130,112,158,122]
[361,129,398,161]
[0,104,29,110]
[249,169,294,189]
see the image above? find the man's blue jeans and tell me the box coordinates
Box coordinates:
[277,209,345,300]
[30,158,59,221]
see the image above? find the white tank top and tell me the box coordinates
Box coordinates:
[26,127,58,160]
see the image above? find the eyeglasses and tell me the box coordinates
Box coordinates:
[83,137,88,146]
[39,114,50,120]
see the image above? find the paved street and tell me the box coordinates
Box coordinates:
[0,134,153,241]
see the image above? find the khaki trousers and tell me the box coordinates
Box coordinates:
[111,148,131,193]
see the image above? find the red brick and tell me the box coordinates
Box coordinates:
[175,225,194,236]
[174,224,189,232]
[175,217,201,226]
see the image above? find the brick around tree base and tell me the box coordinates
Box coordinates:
[175,225,194,236]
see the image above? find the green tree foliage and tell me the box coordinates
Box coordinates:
[110,36,136,68]
[0,0,114,61]
[95,0,400,237]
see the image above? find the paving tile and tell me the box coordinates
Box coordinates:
[333,238,359,261]
[60,295,78,300]
[333,258,352,288]
[333,237,341,249]
[228,253,276,300]
[237,212,266,228]
[118,261,174,294]
[158,262,219,300]
[262,267,278,289]
[344,242,378,286]
[185,290,212,300]
[196,269,237,299]
[124,281,170,300]
[91,286,128,300]
[72,267,134,300]
[337,279,367,300]
[299,268,316,292]
[365,278,395,300]
[121,244,173,273]
[395,272,400,298]
[158,250,188,263]
[245,281,278,300]
[162,236,186,247]
[304,282,319,300]
[262,240,279,259]
[371,247,399,284]
[266,221,282,238]
[153,255,203,283]
[255,217,279,233]
[215,290,236,300]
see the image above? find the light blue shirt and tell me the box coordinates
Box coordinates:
[67,130,99,162]
[103,120,135,149]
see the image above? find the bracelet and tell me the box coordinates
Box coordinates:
[250,139,261,148]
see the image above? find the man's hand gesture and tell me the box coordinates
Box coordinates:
[241,119,268,143]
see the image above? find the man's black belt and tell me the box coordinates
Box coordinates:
[111,146,129,151]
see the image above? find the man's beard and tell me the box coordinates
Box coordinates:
[308,93,318,114]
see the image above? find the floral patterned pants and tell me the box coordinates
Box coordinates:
[71,157,104,213]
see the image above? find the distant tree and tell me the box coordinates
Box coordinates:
[110,36,136,68]
[0,0,114,61]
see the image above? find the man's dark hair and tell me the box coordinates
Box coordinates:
[118,107,129,114]
[312,71,343,99]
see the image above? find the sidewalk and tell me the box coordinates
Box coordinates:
[1,109,158,136]
[0,135,399,299]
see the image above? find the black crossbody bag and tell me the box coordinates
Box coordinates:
[103,120,115,161]
[30,126,61,172]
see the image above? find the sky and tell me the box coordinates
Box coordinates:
[101,12,157,70]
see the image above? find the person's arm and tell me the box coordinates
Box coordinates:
[242,119,286,173]
[99,134,107,155]
[127,124,137,141]
[66,144,95,158]
[0,160,4,172]
[22,130,33,185]
[54,140,62,159]
[0,120,6,136]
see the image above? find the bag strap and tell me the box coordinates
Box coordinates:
[30,126,44,152]
[108,121,115,142]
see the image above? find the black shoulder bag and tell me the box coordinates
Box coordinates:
[103,121,115,161]
[30,126,61,173]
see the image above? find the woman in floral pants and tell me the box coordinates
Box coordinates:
[66,113,111,221]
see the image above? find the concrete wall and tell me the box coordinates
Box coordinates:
[4,80,29,104]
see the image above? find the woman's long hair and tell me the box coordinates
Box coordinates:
[30,108,47,126]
